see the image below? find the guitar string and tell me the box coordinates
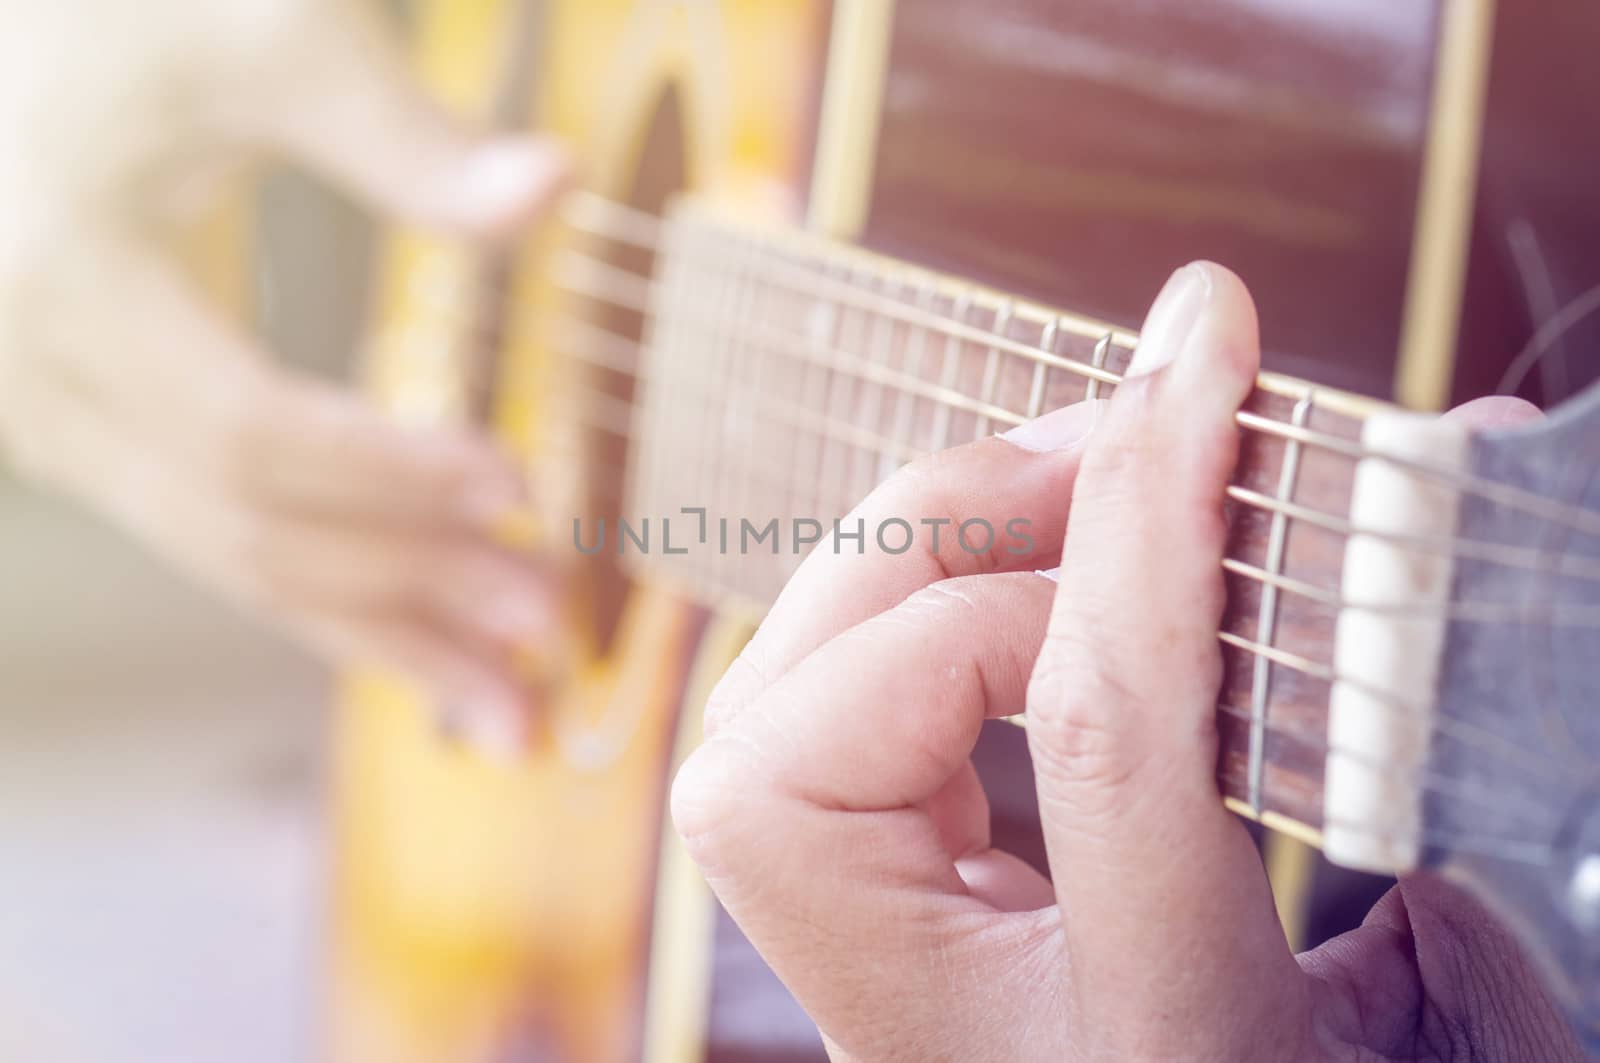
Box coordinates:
[523,248,1600,591]
[376,320,1561,856]
[393,268,1600,638]
[377,212,1577,811]
[397,290,1561,794]
[1210,702,1553,823]
[556,192,1600,548]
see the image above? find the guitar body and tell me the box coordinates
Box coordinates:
[332,1,1600,1061]
[329,3,824,1061]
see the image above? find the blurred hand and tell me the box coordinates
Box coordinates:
[672,264,1577,1060]
[0,0,571,749]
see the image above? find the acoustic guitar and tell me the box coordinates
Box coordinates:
[333,1,1600,1060]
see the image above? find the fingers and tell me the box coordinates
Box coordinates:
[229,372,529,530]
[1444,394,1543,430]
[235,0,570,236]
[673,573,1058,1053]
[304,606,531,756]
[1025,263,1305,1056]
[3,235,550,750]
[705,400,1097,738]
[37,235,528,533]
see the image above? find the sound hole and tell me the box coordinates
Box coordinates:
[572,86,687,654]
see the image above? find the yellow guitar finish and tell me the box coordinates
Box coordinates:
[329,3,819,1061]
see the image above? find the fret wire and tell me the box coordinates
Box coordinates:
[653,225,695,530]
[1246,392,1314,816]
[1086,331,1113,402]
[891,278,937,463]
[831,265,870,512]
[822,258,859,521]
[640,225,679,564]
[699,227,740,582]
[769,254,809,590]
[931,292,972,451]
[1026,319,1056,419]
[811,258,845,517]
[729,233,767,598]
[797,259,840,538]
[722,230,757,583]
[974,300,1011,439]
[859,269,898,496]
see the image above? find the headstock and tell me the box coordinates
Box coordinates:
[1426,381,1600,1049]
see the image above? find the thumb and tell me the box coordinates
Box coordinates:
[238,1,571,236]
[1026,263,1306,1058]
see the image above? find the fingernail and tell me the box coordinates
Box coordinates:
[460,140,567,220]
[461,705,527,763]
[1001,399,1102,452]
[1127,264,1212,377]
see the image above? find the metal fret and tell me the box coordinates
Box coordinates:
[1246,391,1316,815]
[727,234,767,598]
[891,279,937,460]
[1085,331,1114,401]
[838,265,878,512]
[931,291,972,451]
[975,300,1012,438]
[858,272,899,492]
[798,260,842,535]
[1026,319,1059,420]
[698,228,743,583]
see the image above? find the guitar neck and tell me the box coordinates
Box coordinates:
[558,194,1406,851]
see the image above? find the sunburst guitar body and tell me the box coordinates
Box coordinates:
[329,2,823,1061]
[331,1,1600,1061]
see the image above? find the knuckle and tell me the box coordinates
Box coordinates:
[670,736,767,871]
[1026,632,1145,799]
[702,652,766,740]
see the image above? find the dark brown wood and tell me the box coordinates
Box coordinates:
[860,0,1600,411]
[862,0,1439,399]
[1454,0,1600,407]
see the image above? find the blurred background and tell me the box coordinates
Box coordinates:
[0,177,370,1062]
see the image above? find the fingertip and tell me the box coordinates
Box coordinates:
[1174,261,1260,396]
[1444,394,1544,430]
[448,136,576,237]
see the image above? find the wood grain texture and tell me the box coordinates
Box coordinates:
[861,0,1439,400]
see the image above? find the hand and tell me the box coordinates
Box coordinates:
[671,263,1579,1060]
[0,0,571,749]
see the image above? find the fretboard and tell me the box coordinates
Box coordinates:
[559,195,1396,848]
